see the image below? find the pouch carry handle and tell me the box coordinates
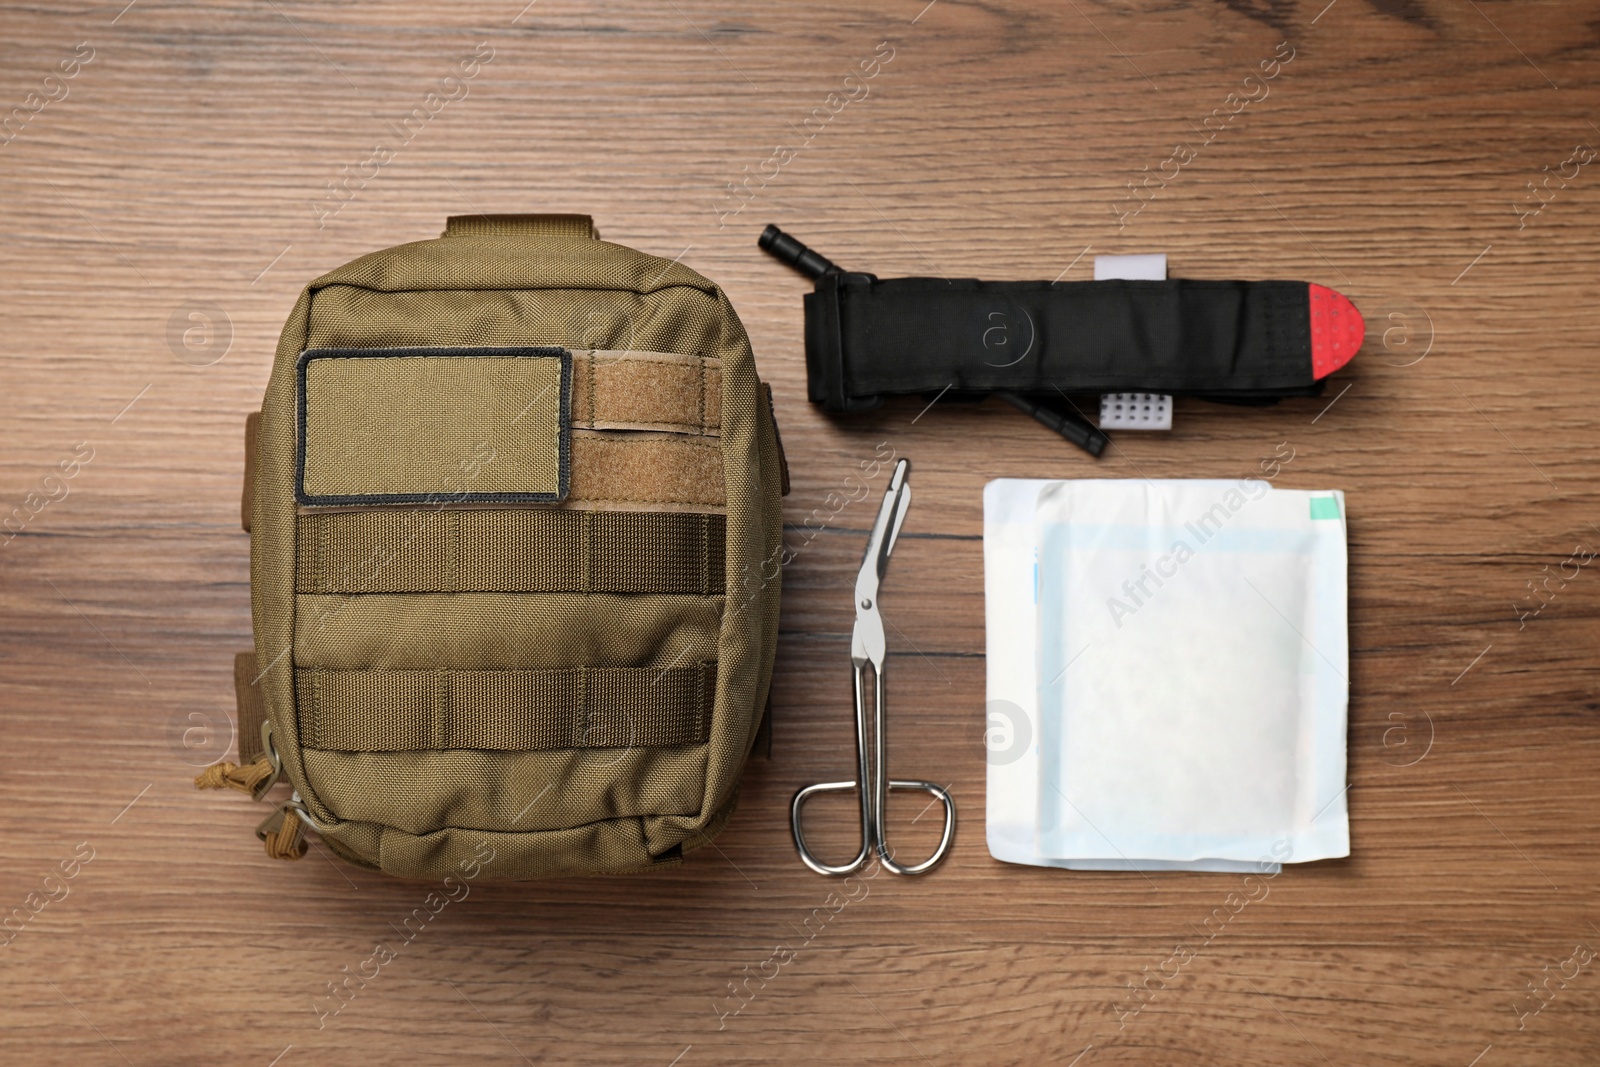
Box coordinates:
[442,213,598,240]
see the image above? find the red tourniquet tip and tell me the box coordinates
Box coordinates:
[1308,283,1363,379]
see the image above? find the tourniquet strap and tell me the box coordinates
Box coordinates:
[804,274,1321,412]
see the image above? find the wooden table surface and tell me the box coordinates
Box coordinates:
[3,1,1599,1064]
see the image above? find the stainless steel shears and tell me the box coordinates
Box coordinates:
[790,458,956,876]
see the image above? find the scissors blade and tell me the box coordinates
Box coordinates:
[884,481,911,559]
[857,459,911,591]
[852,459,909,666]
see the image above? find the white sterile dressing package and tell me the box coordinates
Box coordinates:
[983,478,1350,871]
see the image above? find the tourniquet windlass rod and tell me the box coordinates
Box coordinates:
[998,392,1108,457]
[758,224,839,280]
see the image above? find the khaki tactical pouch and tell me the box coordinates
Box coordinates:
[200,214,788,879]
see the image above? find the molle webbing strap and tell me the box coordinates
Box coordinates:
[804,274,1324,412]
[242,411,260,533]
[442,213,598,240]
[234,651,269,764]
[296,664,716,752]
[297,509,726,595]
